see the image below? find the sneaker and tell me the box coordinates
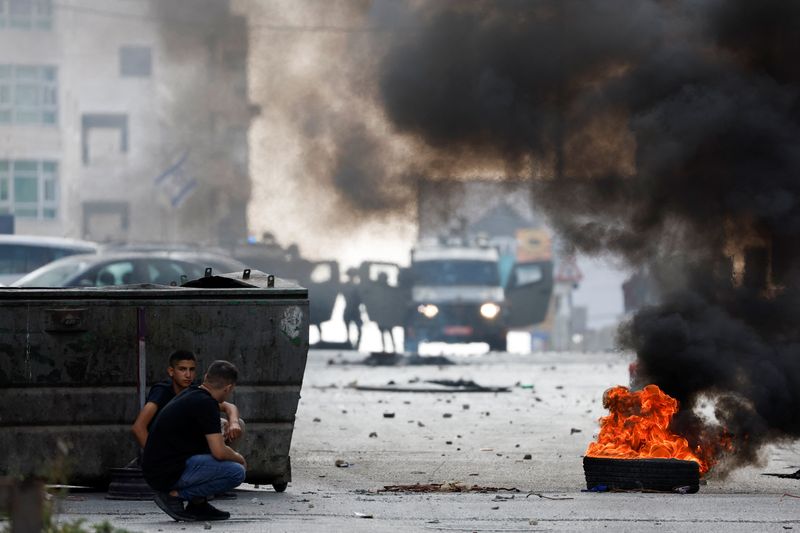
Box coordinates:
[153,492,194,522]
[185,500,231,521]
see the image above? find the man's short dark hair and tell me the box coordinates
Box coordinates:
[205,360,238,388]
[168,350,197,367]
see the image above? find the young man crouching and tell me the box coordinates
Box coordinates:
[131,350,244,450]
[142,360,246,521]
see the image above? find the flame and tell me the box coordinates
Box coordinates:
[586,385,710,474]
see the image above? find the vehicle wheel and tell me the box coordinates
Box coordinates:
[272,482,288,493]
[583,456,699,493]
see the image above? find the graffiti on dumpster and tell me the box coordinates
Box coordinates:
[280,306,303,345]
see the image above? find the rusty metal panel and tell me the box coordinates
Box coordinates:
[0,278,308,487]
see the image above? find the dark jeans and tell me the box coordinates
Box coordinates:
[172,454,245,500]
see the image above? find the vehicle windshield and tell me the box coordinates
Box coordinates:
[413,260,499,286]
[12,260,90,287]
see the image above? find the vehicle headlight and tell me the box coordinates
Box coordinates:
[480,302,501,320]
[417,304,439,319]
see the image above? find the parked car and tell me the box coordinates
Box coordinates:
[0,235,99,286]
[11,252,220,287]
[100,243,247,276]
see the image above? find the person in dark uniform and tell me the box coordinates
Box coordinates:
[343,267,363,350]
[142,360,246,522]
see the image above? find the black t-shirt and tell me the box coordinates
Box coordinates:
[141,387,222,491]
[145,380,177,430]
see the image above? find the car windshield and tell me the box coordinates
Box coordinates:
[12,260,90,287]
[413,260,499,286]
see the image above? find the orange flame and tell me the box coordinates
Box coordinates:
[586,385,710,474]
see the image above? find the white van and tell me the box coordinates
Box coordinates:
[0,235,98,285]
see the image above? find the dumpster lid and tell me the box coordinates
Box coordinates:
[181,268,280,289]
[0,270,307,300]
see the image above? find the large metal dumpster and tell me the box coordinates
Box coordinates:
[0,271,308,491]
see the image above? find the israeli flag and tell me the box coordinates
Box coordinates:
[153,151,197,208]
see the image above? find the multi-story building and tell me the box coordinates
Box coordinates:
[0,0,254,245]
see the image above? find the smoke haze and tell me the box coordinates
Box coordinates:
[240,0,800,472]
[366,0,800,472]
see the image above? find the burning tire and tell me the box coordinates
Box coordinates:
[583,456,700,493]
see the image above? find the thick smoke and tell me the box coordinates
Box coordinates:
[371,0,800,471]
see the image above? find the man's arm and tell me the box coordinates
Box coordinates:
[206,433,247,469]
[219,401,242,441]
[131,402,159,448]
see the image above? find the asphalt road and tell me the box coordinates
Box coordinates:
[37,349,800,531]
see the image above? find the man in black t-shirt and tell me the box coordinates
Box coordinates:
[131,350,244,449]
[142,360,246,522]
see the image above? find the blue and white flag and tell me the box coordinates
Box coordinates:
[153,151,197,208]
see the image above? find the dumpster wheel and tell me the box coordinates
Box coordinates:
[272,482,288,493]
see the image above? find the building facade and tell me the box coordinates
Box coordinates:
[0,0,253,245]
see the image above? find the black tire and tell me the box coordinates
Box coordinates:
[272,482,288,493]
[583,456,699,493]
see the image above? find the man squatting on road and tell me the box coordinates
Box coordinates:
[141,360,247,521]
[131,350,244,450]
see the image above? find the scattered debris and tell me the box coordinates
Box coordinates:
[570,428,582,434]
[462,404,470,410]
[383,412,395,418]
[763,469,800,479]
[480,448,494,452]
[523,454,532,460]
[335,459,351,468]
[417,421,426,427]
[203,522,211,530]
[353,379,509,393]
[369,432,378,438]
[526,493,574,501]
[443,413,453,418]
[492,494,515,501]
[336,352,455,366]
[313,418,321,423]
[354,511,374,519]
[491,506,500,510]
[379,482,519,493]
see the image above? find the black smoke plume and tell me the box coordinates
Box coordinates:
[372,0,800,472]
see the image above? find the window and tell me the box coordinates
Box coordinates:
[0,64,58,125]
[120,46,151,77]
[0,0,53,30]
[81,114,128,164]
[0,159,59,219]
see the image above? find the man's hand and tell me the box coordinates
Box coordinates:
[224,420,243,442]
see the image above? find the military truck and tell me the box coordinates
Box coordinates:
[358,232,554,352]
